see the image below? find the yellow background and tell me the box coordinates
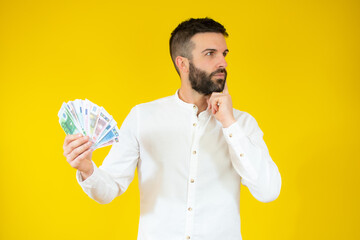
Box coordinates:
[0,0,359,239]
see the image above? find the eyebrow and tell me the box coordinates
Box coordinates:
[201,48,229,54]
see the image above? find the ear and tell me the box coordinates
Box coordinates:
[175,56,189,74]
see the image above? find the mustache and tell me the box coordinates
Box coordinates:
[210,68,227,77]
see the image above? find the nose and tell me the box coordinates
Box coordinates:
[217,55,227,69]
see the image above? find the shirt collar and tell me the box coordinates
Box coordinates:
[174,89,211,119]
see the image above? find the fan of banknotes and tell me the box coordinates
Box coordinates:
[58,99,119,150]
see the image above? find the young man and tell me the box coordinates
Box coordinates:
[63,18,281,240]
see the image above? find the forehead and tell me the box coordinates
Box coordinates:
[190,32,228,52]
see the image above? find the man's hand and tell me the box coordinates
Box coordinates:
[63,134,94,180]
[207,83,236,128]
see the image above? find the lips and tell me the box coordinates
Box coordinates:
[211,68,227,78]
[213,73,225,78]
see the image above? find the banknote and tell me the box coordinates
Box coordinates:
[58,99,120,150]
[66,102,86,135]
[83,99,91,135]
[73,99,84,131]
[89,104,101,137]
[93,126,120,149]
[92,109,112,142]
[58,103,80,135]
[96,119,117,144]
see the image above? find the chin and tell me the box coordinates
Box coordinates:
[215,78,225,88]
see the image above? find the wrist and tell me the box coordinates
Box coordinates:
[80,165,94,180]
[222,117,236,128]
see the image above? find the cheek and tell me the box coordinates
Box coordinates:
[198,63,213,73]
[193,57,211,68]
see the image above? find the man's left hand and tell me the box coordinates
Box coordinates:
[207,83,236,128]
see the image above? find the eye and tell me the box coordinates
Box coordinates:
[205,52,214,56]
[223,51,228,57]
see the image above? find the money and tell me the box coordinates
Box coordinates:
[89,105,101,137]
[58,103,80,135]
[92,109,112,142]
[93,126,120,149]
[58,99,120,150]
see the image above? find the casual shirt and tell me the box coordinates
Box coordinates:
[76,90,282,240]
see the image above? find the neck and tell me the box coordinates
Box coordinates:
[178,85,209,115]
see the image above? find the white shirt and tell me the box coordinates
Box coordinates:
[76,91,281,240]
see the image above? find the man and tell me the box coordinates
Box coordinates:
[63,18,281,240]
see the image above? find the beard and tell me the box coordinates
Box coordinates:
[188,62,227,95]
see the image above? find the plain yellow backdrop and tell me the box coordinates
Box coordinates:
[0,0,359,239]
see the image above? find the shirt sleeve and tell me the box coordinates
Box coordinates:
[222,112,282,203]
[76,106,140,204]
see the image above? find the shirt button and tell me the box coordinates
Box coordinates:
[240,153,244,157]
[190,179,195,183]
[229,133,233,138]
[192,150,197,155]
[186,236,191,240]
[193,123,197,127]
[188,207,192,211]
[193,105,196,109]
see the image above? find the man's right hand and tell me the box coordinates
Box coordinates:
[63,134,94,180]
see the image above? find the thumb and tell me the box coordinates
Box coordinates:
[223,82,229,94]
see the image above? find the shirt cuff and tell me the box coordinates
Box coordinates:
[76,161,99,189]
[222,121,247,142]
[222,121,259,183]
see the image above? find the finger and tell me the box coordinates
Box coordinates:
[210,99,219,114]
[67,141,93,163]
[63,133,82,149]
[211,92,222,96]
[67,138,92,161]
[209,94,221,106]
[208,95,218,113]
[64,136,89,157]
[64,135,90,156]
[70,148,93,169]
[223,82,229,94]
[214,101,219,113]
[207,94,217,110]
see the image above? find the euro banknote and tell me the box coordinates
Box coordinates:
[58,99,120,150]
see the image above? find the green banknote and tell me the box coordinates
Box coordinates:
[58,103,80,135]
[58,100,120,149]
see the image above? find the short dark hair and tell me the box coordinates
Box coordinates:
[169,17,228,75]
